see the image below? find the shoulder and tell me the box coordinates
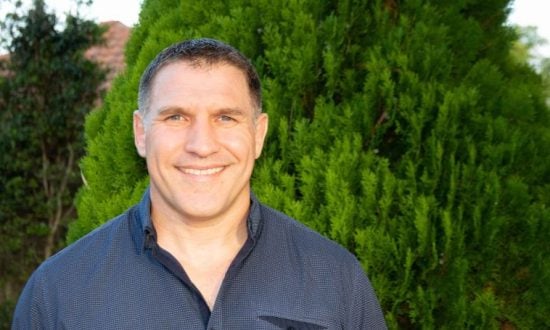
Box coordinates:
[12,206,139,328]
[56,208,135,262]
[258,202,360,269]
[29,205,138,287]
[254,202,387,328]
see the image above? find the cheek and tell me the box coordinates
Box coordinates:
[145,129,181,157]
[218,129,257,158]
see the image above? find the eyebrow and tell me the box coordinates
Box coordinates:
[214,108,245,117]
[156,106,188,116]
[155,106,246,117]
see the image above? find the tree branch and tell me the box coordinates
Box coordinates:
[44,144,74,259]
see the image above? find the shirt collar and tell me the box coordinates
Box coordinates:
[133,188,263,252]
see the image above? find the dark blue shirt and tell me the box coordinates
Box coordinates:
[13,190,386,329]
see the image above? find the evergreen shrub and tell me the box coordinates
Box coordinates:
[69,0,550,328]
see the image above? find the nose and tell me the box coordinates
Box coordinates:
[184,117,220,157]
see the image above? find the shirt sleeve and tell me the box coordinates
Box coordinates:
[12,269,50,330]
[346,259,388,329]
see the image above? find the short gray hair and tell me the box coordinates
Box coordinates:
[138,38,262,115]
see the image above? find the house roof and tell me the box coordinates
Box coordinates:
[0,21,131,90]
[85,21,131,90]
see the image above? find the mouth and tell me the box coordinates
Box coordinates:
[179,166,225,176]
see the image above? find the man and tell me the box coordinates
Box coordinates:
[13,38,386,329]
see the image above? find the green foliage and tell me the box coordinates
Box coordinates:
[0,0,105,321]
[0,300,15,330]
[510,25,550,104]
[510,26,544,64]
[71,0,550,328]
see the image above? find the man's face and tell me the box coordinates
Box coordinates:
[133,61,268,223]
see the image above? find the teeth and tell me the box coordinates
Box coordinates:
[182,167,224,176]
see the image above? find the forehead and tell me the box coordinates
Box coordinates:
[148,61,253,109]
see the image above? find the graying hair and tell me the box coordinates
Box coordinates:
[137,38,262,116]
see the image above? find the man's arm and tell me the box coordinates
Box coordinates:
[346,260,387,329]
[12,270,50,329]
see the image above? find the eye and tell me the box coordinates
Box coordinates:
[166,114,184,121]
[216,114,239,127]
[219,115,235,122]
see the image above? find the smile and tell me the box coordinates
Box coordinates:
[180,167,224,176]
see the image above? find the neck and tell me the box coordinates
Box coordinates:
[149,193,250,257]
[150,203,249,311]
[153,210,248,253]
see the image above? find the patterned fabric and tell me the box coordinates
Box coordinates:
[13,189,387,329]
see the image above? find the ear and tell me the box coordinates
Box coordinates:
[133,110,147,158]
[254,113,269,159]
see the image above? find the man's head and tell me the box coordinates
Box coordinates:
[138,38,262,118]
[133,38,268,224]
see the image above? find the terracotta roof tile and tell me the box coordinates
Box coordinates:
[1,21,131,93]
[85,21,131,91]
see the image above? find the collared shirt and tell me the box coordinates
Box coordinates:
[13,189,387,329]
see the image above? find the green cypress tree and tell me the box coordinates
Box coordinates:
[70,0,550,328]
[0,0,104,324]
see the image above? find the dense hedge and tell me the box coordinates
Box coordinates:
[0,1,104,324]
[69,0,550,328]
